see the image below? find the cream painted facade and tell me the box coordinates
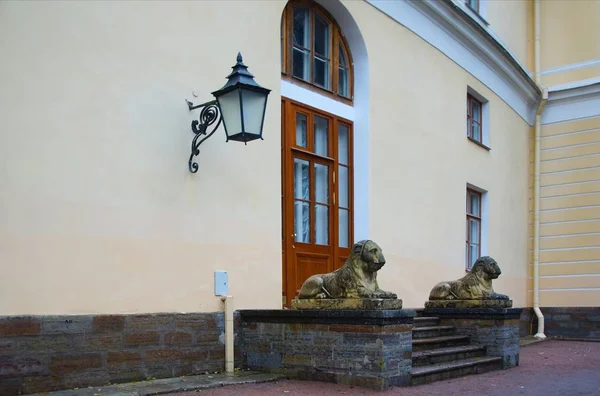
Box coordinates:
[0,0,598,316]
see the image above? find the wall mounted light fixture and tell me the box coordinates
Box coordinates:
[185,53,271,173]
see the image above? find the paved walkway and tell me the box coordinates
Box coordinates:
[170,340,600,396]
[34,371,282,396]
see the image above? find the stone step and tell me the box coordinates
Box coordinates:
[412,345,487,366]
[412,335,470,351]
[411,356,503,385]
[413,316,440,328]
[412,325,455,339]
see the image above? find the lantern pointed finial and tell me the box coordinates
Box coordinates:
[236,52,243,64]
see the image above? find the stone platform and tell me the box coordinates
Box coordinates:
[423,304,523,369]
[239,309,415,391]
[424,299,513,309]
[290,298,403,310]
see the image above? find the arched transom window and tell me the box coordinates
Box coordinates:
[281,0,353,101]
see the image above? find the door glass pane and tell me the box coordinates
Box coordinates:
[470,219,480,244]
[314,164,328,204]
[293,158,309,200]
[293,7,309,47]
[469,193,480,216]
[294,201,310,243]
[314,116,328,156]
[314,13,329,57]
[296,113,307,147]
[338,125,348,165]
[339,208,349,248]
[293,47,309,81]
[315,204,328,245]
[338,165,348,208]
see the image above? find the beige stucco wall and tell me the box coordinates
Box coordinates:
[346,1,531,309]
[0,0,533,315]
[0,0,285,315]
[540,0,600,87]
[537,116,600,307]
[486,0,533,72]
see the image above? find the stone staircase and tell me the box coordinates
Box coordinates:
[411,310,503,385]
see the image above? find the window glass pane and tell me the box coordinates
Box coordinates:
[469,192,480,215]
[314,115,329,156]
[469,243,479,266]
[467,245,473,268]
[314,13,329,57]
[313,57,329,89]
[293,158,309,200]
[466,115,471,136]
[296,113,307,147]
[338,165,348,208]
[470,219,480,244]
[339,44,347,67]
[293,47,309,80]
[293,7,309,47]
[315,204,329,245]
[472,100,481,121]
[294,201,310,243]
[471,121,481,141]
[314,164,328,204]
[339,208,349,248]
[338,44,349,97]
[338,67,348,97]
[338,124,348,165]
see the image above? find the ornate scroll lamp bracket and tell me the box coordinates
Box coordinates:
[185,99,222,173]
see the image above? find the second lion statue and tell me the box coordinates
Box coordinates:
[428,256,509,300]
[297,240,397,299]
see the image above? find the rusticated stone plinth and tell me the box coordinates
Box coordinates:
[424,299,513,309]
[423,306,523,369]
[291,298,403,310]
[239,309,415,391]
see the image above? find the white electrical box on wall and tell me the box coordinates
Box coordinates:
[214,271,228,296]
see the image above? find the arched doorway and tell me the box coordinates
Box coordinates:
[280,0,369,306]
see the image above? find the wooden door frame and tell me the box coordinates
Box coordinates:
[281,97,354,306]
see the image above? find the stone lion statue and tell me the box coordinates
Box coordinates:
[428,256,509,300]
[297,240,397,299]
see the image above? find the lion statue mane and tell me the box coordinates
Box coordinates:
[297,240,397,299]
[428,256,509,300]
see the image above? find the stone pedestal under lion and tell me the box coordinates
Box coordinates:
[290,239,402,310]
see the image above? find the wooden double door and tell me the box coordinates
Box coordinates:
[281,99,353,306]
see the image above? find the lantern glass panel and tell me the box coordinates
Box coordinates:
[217,89,242,138]
[241,88,267,137]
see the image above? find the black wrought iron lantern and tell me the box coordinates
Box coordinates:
[185,53,271,173]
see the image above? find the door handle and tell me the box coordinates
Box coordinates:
[292,233,297,239]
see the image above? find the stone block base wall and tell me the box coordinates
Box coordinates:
[239,309,415,391]
[423,307,522,369]
[0,312,237,395]
[533,307,600,340]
